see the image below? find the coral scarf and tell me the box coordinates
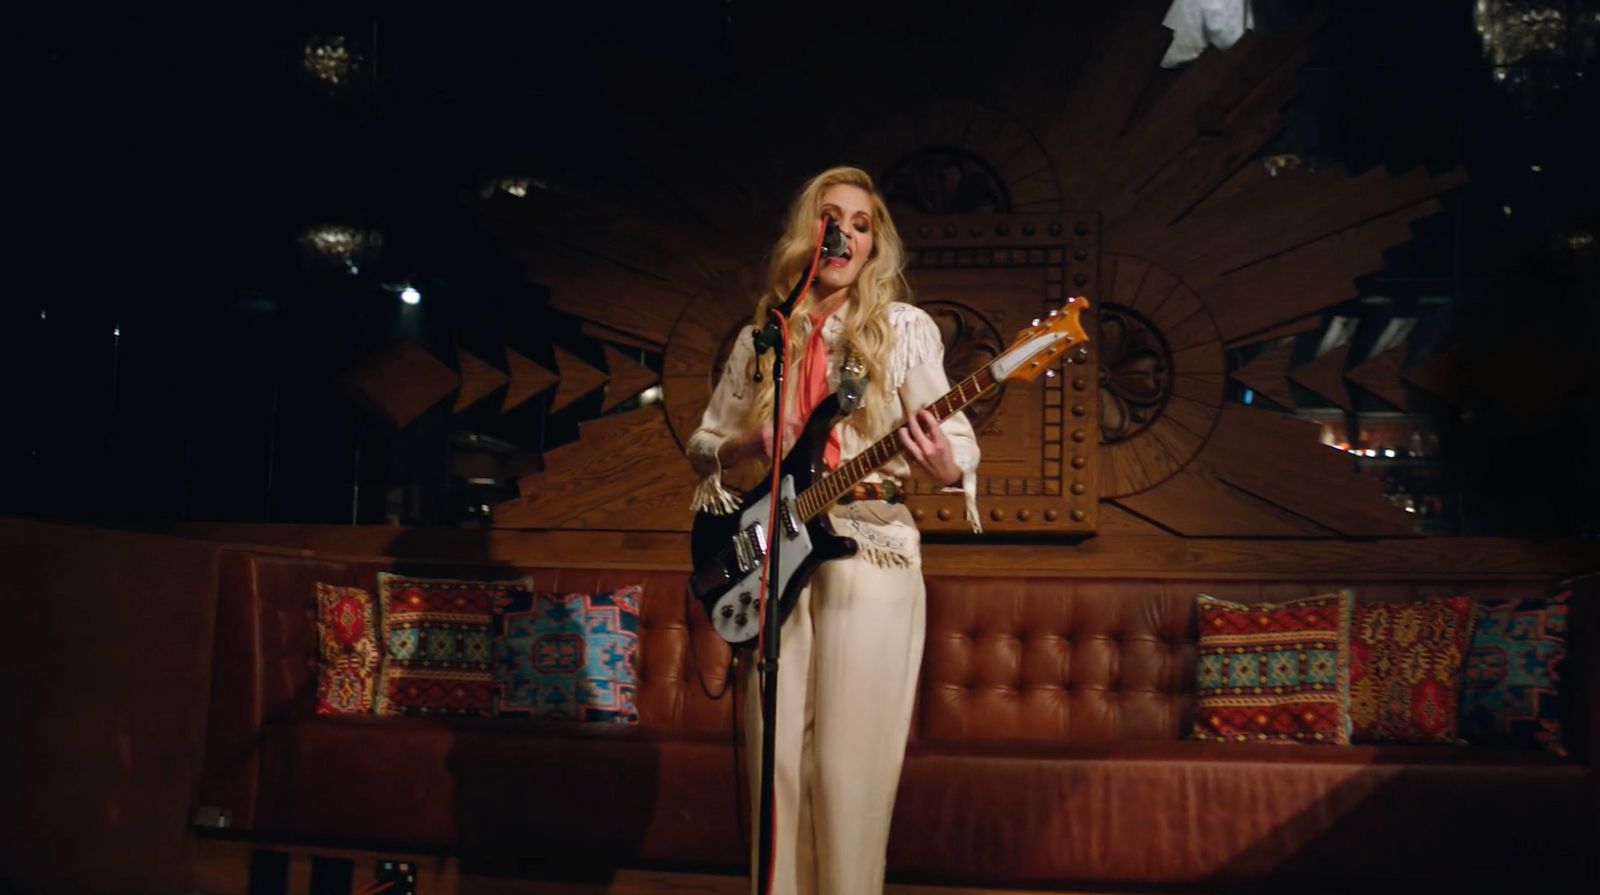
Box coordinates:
[793,297,848,470]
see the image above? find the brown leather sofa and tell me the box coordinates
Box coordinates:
[200,547,1598,889]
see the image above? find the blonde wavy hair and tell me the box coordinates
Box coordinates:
[745,166,909,437]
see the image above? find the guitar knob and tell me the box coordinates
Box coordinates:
[720,605,734,618]
[739,592,753,605]
[735,614,748,628]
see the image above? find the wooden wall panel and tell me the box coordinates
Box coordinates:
[1205,406,1415,536]
[0,518,219,895]
[1288,341,1354,412]
[500,407,694,530]
[124,521,1598,581]
[1346,345,1409,410]
[1114,462,1336,537]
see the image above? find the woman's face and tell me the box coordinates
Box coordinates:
[814,183,875,297]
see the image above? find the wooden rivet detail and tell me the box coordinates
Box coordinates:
[1071,430,1087,443]
[1071,509,1087,521]
[1022,222,1036,236]
[1071,482,1087,495]
[944,223,959,237]
[1017,508,1032,521]
[1073,378,1087,391]
[1071,456,1087,469]
[990,507,1005,522]
[1044,508,1059,522]
[1074,222,1089,236]
[912,507,926,521]
[1073,248,1088,261]
[937,507,952,521]
[996,222,1010,236]
[918,225,931,238]
[1073,273,1089,287]
[1048,221,1063,236]
[1072,404,1086,416]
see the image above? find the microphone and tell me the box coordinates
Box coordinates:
[820,216,847,259]
[753,214,851,361]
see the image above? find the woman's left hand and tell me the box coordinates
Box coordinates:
[897,409,962,487]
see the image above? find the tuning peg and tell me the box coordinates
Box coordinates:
[1048,309,1058,317]
[1031,318,1041,326]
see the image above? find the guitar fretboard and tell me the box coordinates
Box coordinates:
[793,366,998,522]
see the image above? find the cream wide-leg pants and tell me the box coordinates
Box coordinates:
[740,535,927,895]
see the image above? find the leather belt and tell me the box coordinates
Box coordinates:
[836,481,903,505]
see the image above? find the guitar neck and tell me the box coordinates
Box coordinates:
[794,365,997,523]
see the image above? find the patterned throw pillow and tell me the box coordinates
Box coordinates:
[1349,595,1476,743]
[1458,592,1570,756]
[492,585,642,724]
[1192,591,1354,744]
[314,583,380,714]
[375,572,533,716]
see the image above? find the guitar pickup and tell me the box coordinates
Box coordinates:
[779,498,800,539]
[733,523,767,576]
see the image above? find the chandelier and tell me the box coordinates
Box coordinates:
[1475,1,1599,87]
[298,225,383,274]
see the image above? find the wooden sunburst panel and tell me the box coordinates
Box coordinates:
[484,1,1456,537]
[1096,254,1224,500]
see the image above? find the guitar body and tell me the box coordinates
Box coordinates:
[687,295,1091,646]
[688,395,857,646]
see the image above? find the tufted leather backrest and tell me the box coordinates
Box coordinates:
[210,548,1579,749]
[920,575,1568,743]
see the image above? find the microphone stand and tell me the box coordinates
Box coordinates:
[747,218,836,895]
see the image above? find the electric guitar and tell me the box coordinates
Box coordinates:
[688,296,1091,645]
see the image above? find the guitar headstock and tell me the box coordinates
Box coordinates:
[991,295,1091,384]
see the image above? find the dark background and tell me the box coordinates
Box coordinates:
[7,1,1595,533]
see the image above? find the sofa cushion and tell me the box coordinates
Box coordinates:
[252,715,744,869]
[375,572,532,716]
[1349,594,1476,743]
[314,582,380,715]
[888,738,1592,888]
[492,585,642,723]
[1460,591,1571,755]
[1192,591,1354,744]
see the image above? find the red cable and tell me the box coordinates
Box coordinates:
[753,217,828,895]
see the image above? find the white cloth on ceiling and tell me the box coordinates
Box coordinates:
[1161,0,1255,68]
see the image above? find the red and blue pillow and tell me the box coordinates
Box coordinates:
[492,585,642,724]
[375,572,533,716]
[1458,591,1570,755]
[1348,595,1477,744]
[1192,591,1354,745]
[314,582,381,714]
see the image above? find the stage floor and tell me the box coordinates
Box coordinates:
[192,839,1180,894]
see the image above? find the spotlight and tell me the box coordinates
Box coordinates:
[400,287,422,305]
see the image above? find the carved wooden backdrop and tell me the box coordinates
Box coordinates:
[456,2,1464,538]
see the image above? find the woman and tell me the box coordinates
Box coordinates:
[686,166,981,895]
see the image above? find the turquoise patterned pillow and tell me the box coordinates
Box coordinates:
[492,586,641,724]
[1458,592,1570,755]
